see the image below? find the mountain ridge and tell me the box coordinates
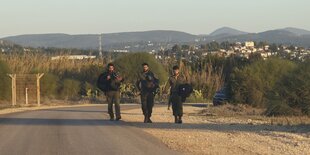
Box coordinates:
[2,27,310,49]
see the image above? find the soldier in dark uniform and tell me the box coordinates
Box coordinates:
[136,63,159,123]
[163,65,186,123]
[97,63,124,121]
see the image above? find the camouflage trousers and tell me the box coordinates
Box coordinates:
[106,91,121,118]
[140,92,155,117]
[170,94,183,117]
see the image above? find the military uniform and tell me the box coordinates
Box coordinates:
[98,71,123,120]
[164,74,186,123]
[136,70,159,123]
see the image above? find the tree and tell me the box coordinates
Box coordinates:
[113,52,168,85]
[256,41,268,48]
[266,60,310,116]
[172,44,181,52]
[207,41,220,51]
[220,41,231,50]
[0,60,11,101]
[269,43,278,52]
[181,45,190,51]
[228,58,296,107]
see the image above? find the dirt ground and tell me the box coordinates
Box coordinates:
[121,104,310,155]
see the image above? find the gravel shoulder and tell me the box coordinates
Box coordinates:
[121,104,310,155]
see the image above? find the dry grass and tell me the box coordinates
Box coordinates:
[0,53,106,74]
[201,104,310,126]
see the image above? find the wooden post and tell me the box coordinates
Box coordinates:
[8,74,17,106]
[36,73,44,106]
[25,88,28,105]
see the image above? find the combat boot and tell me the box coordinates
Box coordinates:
[144,115,148,123]
[147,117,152,123]
[110,115,114,121]
[178,116,182,124]
[174,116,178,123]
[115,116,121,121]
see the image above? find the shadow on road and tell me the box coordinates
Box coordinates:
[41,109,107,113]
[124,121,310,134]
[0,117,309,134]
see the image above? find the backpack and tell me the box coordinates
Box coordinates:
[178,83,193,102]
[97,73,108,92]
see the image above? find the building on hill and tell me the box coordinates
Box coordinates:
[51,55,96,60]
[245,41,255,48]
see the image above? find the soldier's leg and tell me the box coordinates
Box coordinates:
[172,99,178,123]
[177,96,183,123]
[114,91,121,120]
[178,101,183,117]
[140,93,148,122]
[171,94,182,123]
[171,95,178,116]
[147,93,155,117]
[106,92,114,120]
[146,93,155,123]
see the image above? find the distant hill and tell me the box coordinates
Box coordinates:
[3,31,197,49]
[209,27,248,36]
[208,29,310,47]
[2,27,310,49]
[281,27,310,36]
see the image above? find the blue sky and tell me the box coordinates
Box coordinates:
[0,0,309,37]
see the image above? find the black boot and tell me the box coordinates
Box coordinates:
[144,116,148,123]
[109,115,114,121]
[178,116,182,124]
[147,117,152,123]
[174,116,178,123]
[115,116,121,121]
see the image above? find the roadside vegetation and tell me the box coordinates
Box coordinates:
[0,51,309,117]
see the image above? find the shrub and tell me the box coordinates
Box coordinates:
[0,60,11,101]
[59,78,81,100]
[113,52,168,84]
[40,73,60,99]
[229,58,296,107]
[267,60,310,116]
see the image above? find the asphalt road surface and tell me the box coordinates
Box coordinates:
[0,105,180,155]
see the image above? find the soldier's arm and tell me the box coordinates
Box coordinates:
[151,72,160,85]
[135,73,142,92]
[163,77,172,109]
[162,77,171,94]
[115,72,124,83]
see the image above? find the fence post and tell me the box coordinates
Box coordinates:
[36,73,44,106]
[25,88,28,105]
[8,74,17,106]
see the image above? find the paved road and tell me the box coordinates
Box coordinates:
[0,105,179,155]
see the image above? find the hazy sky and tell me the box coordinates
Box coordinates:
[0,0,309,37]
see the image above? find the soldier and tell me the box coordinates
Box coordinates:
[163,65,186,124]
[136,63,159,123]
[97,63,124,121]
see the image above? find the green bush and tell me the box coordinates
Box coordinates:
[265,101,298,116]
[229,58,296,107]
[41,73,60,99]
[59,78,81,100]
[0,60,11,101]
[70,65,104,86]
[267,60,310,116]
[80,82,94,97]
[113,52,168,84]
